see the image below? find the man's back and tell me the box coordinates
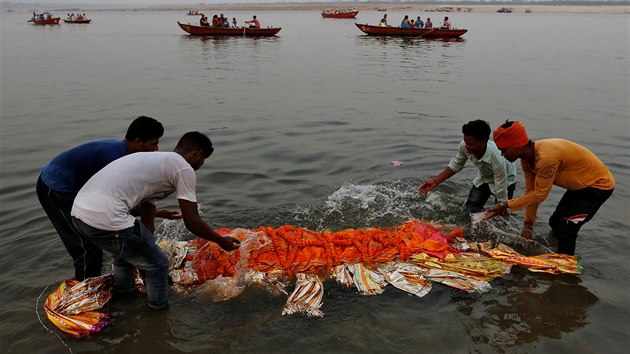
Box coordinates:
[40,139,126,193]
[72,152,197,231]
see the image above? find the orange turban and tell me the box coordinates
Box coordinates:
[493,121,529,149]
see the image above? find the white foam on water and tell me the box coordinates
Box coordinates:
[469,213,554,254]
[469,212,487,225]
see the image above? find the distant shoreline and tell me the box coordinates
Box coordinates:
[84,4,629,15]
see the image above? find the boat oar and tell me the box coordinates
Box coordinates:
[419,28,437,38]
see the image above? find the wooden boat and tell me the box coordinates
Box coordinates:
[63,19,91,24]
[177,22,281,37]
[321,10,359,19]
[29,16,60,25]
[355,23,467,38]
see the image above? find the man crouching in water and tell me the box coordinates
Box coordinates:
[483,121,614,255]
[71,132,240,310]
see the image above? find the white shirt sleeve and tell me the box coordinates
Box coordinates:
[175,168,197,202]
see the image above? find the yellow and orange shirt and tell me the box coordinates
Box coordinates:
[506,139,615,224]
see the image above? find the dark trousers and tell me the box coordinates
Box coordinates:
[549,187,614,255]
[465,182,516,213]
[36,176,103,280]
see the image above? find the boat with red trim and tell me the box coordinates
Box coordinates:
[63,18,91,24]
[177,22,281,37]
[29,13,60,25]
[321,9,359,19]
[355,23,467,38]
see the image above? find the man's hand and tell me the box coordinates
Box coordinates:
[482,203,507,220]
[156,209,183,220]
[218,236,241,251]
[521,222,534,239]
[419,179,438,195]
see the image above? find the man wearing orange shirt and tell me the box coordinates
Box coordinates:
[245,15,260,29]
[483,121,615,255]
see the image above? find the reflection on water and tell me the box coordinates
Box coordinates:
[456,274,597,350]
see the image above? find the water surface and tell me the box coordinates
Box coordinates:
[1,10,629,353]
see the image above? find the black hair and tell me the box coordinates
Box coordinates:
[462,120,491,141]
[175,131,214,157]
[125,116,164,141]
[500,120,515,128]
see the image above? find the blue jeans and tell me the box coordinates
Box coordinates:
[72,217,169,309]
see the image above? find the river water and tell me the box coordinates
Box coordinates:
[1,9,628,353]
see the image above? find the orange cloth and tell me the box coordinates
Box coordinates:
[183,221,459,281]
[493,121,529,149]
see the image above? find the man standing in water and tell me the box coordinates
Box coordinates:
[71,131,241,310]
[483,121,615,255]
[420,120,517,213]
[37,116,168,281]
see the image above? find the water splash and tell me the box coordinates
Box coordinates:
[468,212,554,254]
[292,181,555,254]
[154,181,555,255]
[292,180,466,231]
[155,219,189,242]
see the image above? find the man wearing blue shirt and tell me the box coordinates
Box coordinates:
[37,116,165,281]
[419,120,517,213]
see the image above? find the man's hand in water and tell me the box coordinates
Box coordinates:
[482,203,507,220]
[521,222,534,239]
[218,236,241,251]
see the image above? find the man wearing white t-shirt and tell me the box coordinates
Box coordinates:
[71,131,240,310]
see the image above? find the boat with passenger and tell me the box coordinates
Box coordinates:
[177,22,282,37]
[64,18,91,23]
[63,14,91,24]
[321,8,359,18]
[355,23,467,38]
[29,12,60,25]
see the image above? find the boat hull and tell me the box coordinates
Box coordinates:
[322,11,359,19]
[30,17,60,25]
[355,23,467,38]
[63,19,91,24]
[178,22,281,37]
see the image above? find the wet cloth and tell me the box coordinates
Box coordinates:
[44,275,113,337]
[44,220,584,335]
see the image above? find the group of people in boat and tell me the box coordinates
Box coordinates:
[379,14,453,30]
[31,12,53,20]
[321,8,357,15]
[199,13,260,29]
[66,13,88,21]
